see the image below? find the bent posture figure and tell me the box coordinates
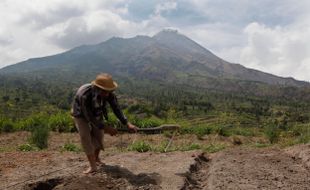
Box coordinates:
[71,73,137,174]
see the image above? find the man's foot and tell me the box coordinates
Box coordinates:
[83,167,97,174]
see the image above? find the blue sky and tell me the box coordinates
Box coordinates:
[0,0,310,81]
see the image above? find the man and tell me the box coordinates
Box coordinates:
[71,73,137,174]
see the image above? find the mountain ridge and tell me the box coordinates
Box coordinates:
[0,29,308,88]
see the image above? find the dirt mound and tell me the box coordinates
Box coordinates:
[286,143,310,169]
[182,154,210,189]
[184,146,310,190]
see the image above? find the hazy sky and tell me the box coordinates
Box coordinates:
[1,0,310,81]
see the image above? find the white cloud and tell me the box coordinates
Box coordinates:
[0,0,139,68]
[238,21,310,81]
[154,1,177,16]
[42,10,139,48]
[0,0,310,82]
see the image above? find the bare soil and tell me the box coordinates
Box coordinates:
[184,147,310,190]
[1,132,310,190]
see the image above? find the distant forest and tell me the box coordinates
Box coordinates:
[1,74,310,126]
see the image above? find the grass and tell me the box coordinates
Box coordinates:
[0,146,16,152]
[202,144,226,153]
[264,124,280,144]
[0,118,15,133]
[128,140,152,152]
[61,142,81,152]
[1,111,310,155]
[126,139,227,154]
[178,143,202,151]
[252,143,271,148]
[18,143,38,151]
[48,112,75,133]
[29,125,50,149]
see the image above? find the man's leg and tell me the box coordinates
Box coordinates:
[94,148,104,165]
[74,118,97,174]
[91,126,105,165]
[85,154,97,173]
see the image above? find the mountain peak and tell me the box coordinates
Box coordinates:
[152,29,216,60]
[155,29,179,35]
[153,29,184,40]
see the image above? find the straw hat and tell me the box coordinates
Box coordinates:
[91,73,118,91]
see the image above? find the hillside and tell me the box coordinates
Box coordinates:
[1,29,308,89]
[1,30,310,121]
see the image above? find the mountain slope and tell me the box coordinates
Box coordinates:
[0,29,308,88]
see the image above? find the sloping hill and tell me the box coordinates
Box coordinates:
[1,29,308,89]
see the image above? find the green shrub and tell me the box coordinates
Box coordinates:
[29,124,50,149]
[131,117,164,128]
[264,124,280,144]
[49,112,75,132]
[18,144,37,151]
[194,126,212,139]
[297,127,310,144]
[62,142,81,152]
[152,141,170,153]
[215,125,232,137]
[290,124,310,136]
[128,140,152,152]
[0,119,15,133]
[16,113,49,131]
[180,125,212,139]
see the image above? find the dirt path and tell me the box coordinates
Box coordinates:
[184,146,310,190]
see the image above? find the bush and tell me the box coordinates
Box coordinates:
[62,142,81,152]
[215,125,232,137]
[180,125,212,139]
[16,113,49,131]
[153,141,170,153]
[49,112,75,132]
[128,140,152,152]
[18,144,37,151]
[29,124,50,149]
[298,133,310,144]
[131,117,164,128]
[264,124,280,144]
[0,119,15,133]
[295,125,310,144]
[194,126,212,139]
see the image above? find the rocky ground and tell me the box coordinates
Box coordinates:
[0,132,310,190]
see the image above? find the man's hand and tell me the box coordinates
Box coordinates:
[127,122,138,133]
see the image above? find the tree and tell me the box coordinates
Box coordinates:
[2,95,10,102]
